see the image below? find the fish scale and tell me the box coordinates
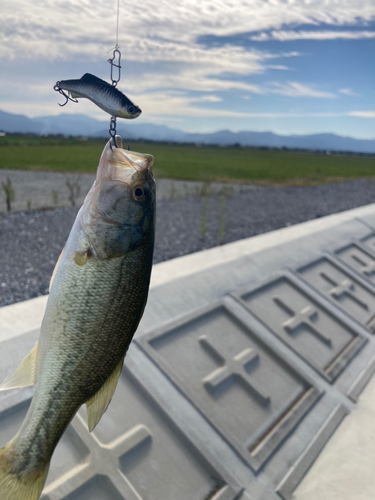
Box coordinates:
[0,136,155,500]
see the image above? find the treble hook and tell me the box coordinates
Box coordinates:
[54,82,78,107]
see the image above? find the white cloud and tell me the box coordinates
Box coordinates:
[268,82,336,98]
[1,1,374,62]
[123,90,344,118]
[267,65,293,71]
[193,95,223,102]
[251,30,375,41]
[339,88,359,96]
[348,111,375,118]
[0,0,373,128]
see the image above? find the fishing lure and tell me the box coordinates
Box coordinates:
[54,73,141,119]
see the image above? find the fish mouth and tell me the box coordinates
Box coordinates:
[94,135,154,187]
[108,136,153,171]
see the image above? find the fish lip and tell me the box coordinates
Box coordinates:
[107,137,154,171]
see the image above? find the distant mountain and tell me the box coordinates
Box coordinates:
[0,110,43,134]
[183,130,375,154]
[0,109,374,153]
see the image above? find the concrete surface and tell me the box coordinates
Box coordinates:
[0,169,253,212]
[1,202,375,499]
[294,373,375,500]
[2,200,375,338]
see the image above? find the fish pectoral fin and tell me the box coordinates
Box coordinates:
[86,356,125,432]
[0,341,39,391]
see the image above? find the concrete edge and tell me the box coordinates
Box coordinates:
[150,202,375,288]
[1,202,375,343]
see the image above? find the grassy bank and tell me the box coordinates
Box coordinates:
[0,135,374,184]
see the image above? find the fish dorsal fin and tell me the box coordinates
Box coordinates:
[0,342,39,391]
[86,356,125,432]
[81,73,107,85]
[49,246,65,291]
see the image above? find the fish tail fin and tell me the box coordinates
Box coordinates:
[0,440,49,500]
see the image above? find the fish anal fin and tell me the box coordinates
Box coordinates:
[49,246,65,291]
[86,356,124,432]
[0,342,39,392]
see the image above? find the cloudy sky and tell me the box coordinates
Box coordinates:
[1,0,374,138]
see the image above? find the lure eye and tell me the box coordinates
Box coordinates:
[132,186,145,201]
[128,105,135,114]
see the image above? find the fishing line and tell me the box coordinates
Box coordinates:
[108,0,122,147]
[115,0,120,49]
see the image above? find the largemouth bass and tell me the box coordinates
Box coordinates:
[55,73,142,119]
[0,135,155,500]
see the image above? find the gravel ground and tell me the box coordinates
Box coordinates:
[0,177,374,307]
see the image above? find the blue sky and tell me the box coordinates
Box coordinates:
[0,0,374,138]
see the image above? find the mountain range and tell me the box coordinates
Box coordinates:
[1,109,374,153]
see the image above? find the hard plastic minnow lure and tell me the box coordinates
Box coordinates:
[54,73,141,119]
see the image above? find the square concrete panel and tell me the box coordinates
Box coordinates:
[235,276,366,382]
[334,242,375,286]
[297,256,375,329]
[42,365,237,500]
[138,302,320,471]
[94,367,233,500]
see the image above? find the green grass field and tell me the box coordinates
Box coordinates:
[0,135,374,184]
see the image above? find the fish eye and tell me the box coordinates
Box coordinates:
[132,185,145,201]
[128,105,135,114]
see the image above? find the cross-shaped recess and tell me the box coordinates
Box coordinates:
[320,272,369,310]
[43,414,152,500]
[199,335,270,407]
[273,296,332,347]
[350,253,375,276]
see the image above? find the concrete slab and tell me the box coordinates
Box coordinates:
[2,202,375,499]
[296,254,375,329]
[138,300,321,471]
[293,374,375,500]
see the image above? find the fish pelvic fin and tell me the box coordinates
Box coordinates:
[0,342,39,392]
[86,355,125,432]
[0,440,49,500]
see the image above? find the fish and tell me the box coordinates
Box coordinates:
[55,73,142,119]
[0,135,155,500]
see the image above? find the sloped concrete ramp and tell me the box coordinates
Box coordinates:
[1,203,375,499]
